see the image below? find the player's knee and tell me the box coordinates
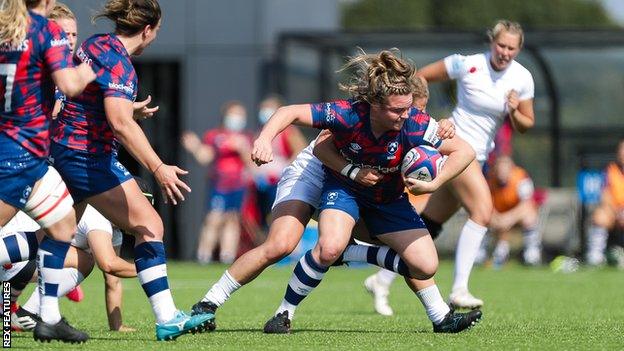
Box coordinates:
[263,239,297,262]
[469,203,492,226]
[317,244,343,266]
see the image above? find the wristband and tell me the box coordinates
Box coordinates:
[340,164,354,177]
[152,162,164,174]
[347,166,360,180]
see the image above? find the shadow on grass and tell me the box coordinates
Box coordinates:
[212,328,431,334]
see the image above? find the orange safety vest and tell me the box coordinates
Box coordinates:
[489,166,530,213]
[605,162,624,208]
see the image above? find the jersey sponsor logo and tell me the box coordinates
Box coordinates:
[76,47,92,66]
[340,150,400,174]
[0,39,28,52]
[49,38,70,48]
[114,161,131,176]
[349,143,362,153]
[108,82,135,95]
[469,66,477,73]
[423,120,440,146]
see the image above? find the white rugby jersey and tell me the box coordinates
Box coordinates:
[443,52,534,161]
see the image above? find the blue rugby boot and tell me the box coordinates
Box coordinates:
[156,310,215,341]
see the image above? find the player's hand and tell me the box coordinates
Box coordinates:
[251,136,273,166]
[133,95,159,120]
[354,168,383,187]
[153,164,191,205]
[437,118,455,140]
[507,89,520,113]
[404,176,439,195]
[181,131,201,152]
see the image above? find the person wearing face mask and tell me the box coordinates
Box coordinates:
[253,95,307,231]
[182,101,252,264]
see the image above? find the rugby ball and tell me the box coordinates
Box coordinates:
[401,145,445,182]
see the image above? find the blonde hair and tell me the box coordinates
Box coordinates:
[93,0,161,36]
[487,19,524,48]
[413,76,429,99]
[48,2,75,21]
[0,0,29,46]
[339,49,418,105]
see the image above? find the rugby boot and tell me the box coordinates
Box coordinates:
[263,311,291,334]
[12,306,40,332]
[433,308,482,333]
[190,300,218,331]
[33,317,89,343]
[156,310,215,341]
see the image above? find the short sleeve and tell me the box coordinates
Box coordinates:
[101,60,136,100]
[517,71,535,101]
[310,100,354,131]
[443,54,467,80]
[42,21,73,72]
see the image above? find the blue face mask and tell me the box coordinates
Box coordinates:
[258,108,275,125]
[224,114,246,132]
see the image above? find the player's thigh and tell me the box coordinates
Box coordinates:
[87,179,163,241]
[377,228,438,274]
[316,209,355,260]
[0,200,18,227]
[264,200,313,254]
[421,183,461,223]
[449,159,492,224]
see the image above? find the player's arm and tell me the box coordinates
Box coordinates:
[105,97,190,204]
[312,130,383,187]
[416,60,450,83]
[102,245,135,332]
[87,230,137,278]
[50,64,95,98]
[405,135,475,195]
[252,104,313,165]
[507,92,535,133]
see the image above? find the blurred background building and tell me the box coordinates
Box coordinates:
[60,0,624,260]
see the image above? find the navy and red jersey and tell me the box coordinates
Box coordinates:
[52,33,137,153]
[310,99,441,204]
[203,128,252,192]
[0,11,73,157]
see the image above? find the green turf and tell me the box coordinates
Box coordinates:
[10,261,624,350]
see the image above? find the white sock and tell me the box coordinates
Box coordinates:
[276,300,297,319]
[523,227,541,252]
[202,270,242,307]
[416,285,450,324]
[375,269,397,287]
[343,244,369,262]
[493,240,510,264]
[22,287,40,315]
[56,268,84,297]
[587,225,608,260]
[452,219,487,292]
[149,291,177,324]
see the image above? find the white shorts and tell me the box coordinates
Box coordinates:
[272,143,325,210]
[71,205,115,253]
[0,260,29,281]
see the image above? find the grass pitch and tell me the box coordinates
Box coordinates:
[11,260,624,350]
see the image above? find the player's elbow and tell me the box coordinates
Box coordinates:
[56,79,82,98]
[98,261,114,274]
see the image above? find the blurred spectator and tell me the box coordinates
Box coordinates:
[182,101,252,264]
[252,95,307,229]
[479,155,542,266]
[586,140,624,267]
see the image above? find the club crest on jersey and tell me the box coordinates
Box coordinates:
[386,141,399,159]
[326,191,338,205]
[20,185,32,204]
[349,143,362,153]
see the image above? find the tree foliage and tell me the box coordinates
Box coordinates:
[342,0,616,29]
